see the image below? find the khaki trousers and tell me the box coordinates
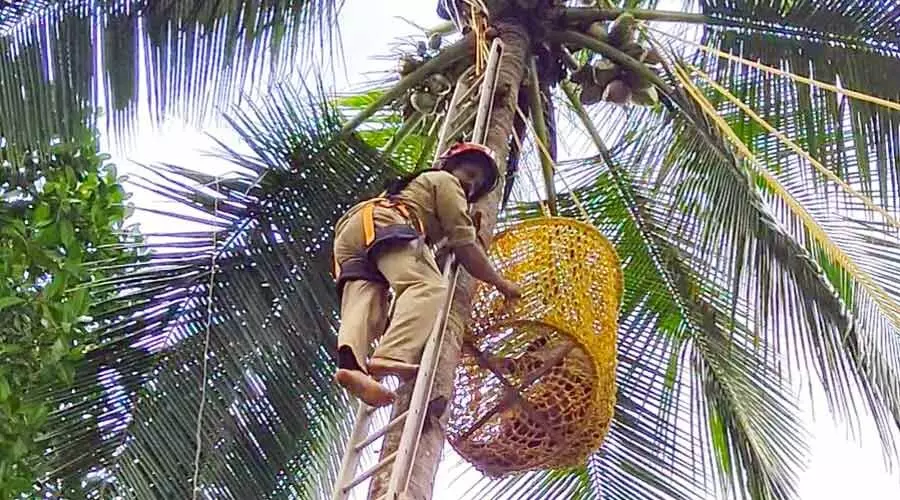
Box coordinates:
[333,206,446,373]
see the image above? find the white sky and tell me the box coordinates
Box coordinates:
[113,1,900,498]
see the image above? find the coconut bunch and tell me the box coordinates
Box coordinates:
[404,72,454,118]
[571,13,663,107]
[394,33,457,119]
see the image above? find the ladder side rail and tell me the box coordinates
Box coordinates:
[385,256,460,499]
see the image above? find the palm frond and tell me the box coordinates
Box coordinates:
[589,61,900,470]
[558,157,807,499]
[658,49,900,454]
[687,0,900,217]
[0,0,343,150]
[35,81,402,498]
[335,89,442,173]
[19,3,900,498]
[465,147,807,499]
[696,0,900,45]
[0,1,51,34]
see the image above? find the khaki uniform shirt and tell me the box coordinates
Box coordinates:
[336,170,476,251]
[394,170,476,248]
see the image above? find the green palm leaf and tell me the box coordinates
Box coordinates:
[562,152,807,500]
[16,1,900,498]
[0,0,342,151]
[457,144,809,499]
[689,0,900,212]
[654,58,900,453]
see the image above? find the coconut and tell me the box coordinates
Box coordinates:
[643,48,663,65]
[398,55,419,76]
[621,42,647,62]
[602,79,632,104]
[580,84,606,105]
[587,22,607,40]
[401,99,415,119]
[621,69,652,91]
[607,13,636,47]
[631,86,659,106]
[427,74,453,96]
[428,33,442,51]
[570,64,593,85]
[410,91,438,113]
[591,60,619,88]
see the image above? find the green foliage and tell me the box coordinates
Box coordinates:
[0,0,342,150]
[335,90,437,173]
[26,83,403,499]
[0,130,136,496]
[1,1,897,499]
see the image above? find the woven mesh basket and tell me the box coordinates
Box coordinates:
[447,218,622,476]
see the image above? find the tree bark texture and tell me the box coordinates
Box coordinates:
[368,19,532,500]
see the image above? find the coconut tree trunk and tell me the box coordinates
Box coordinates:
[368,18,531,500]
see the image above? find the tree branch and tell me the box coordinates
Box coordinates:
[526,56,558,216]
[555,7,710,27]
[341,38,472,135]
[546,30,674,97]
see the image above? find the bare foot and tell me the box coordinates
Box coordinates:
[368,357,419,380]
[334,369,395,407]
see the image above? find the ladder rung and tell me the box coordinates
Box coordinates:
[342,450,398,492]
[355,410,409,452]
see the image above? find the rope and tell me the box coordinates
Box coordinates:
[649,27,900,112]
[187,169,264,496]
[688,63,900,231]
[467,1,489,74]
[191,177,220,499]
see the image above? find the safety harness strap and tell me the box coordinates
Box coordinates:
[361,197,424,246]
[333,197,426,297]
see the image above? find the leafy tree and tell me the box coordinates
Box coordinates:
[0,129,138,496]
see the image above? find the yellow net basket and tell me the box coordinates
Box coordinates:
[447,217,622,477]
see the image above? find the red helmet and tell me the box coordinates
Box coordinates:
[438,142,500,200]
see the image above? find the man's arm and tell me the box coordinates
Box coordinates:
[454,243,522,299]
[433,211,486,263]
[471,210,490,249]
[430,172,522,300]
[432,235,520,299]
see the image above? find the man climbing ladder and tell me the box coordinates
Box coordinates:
[332,142,522,408]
